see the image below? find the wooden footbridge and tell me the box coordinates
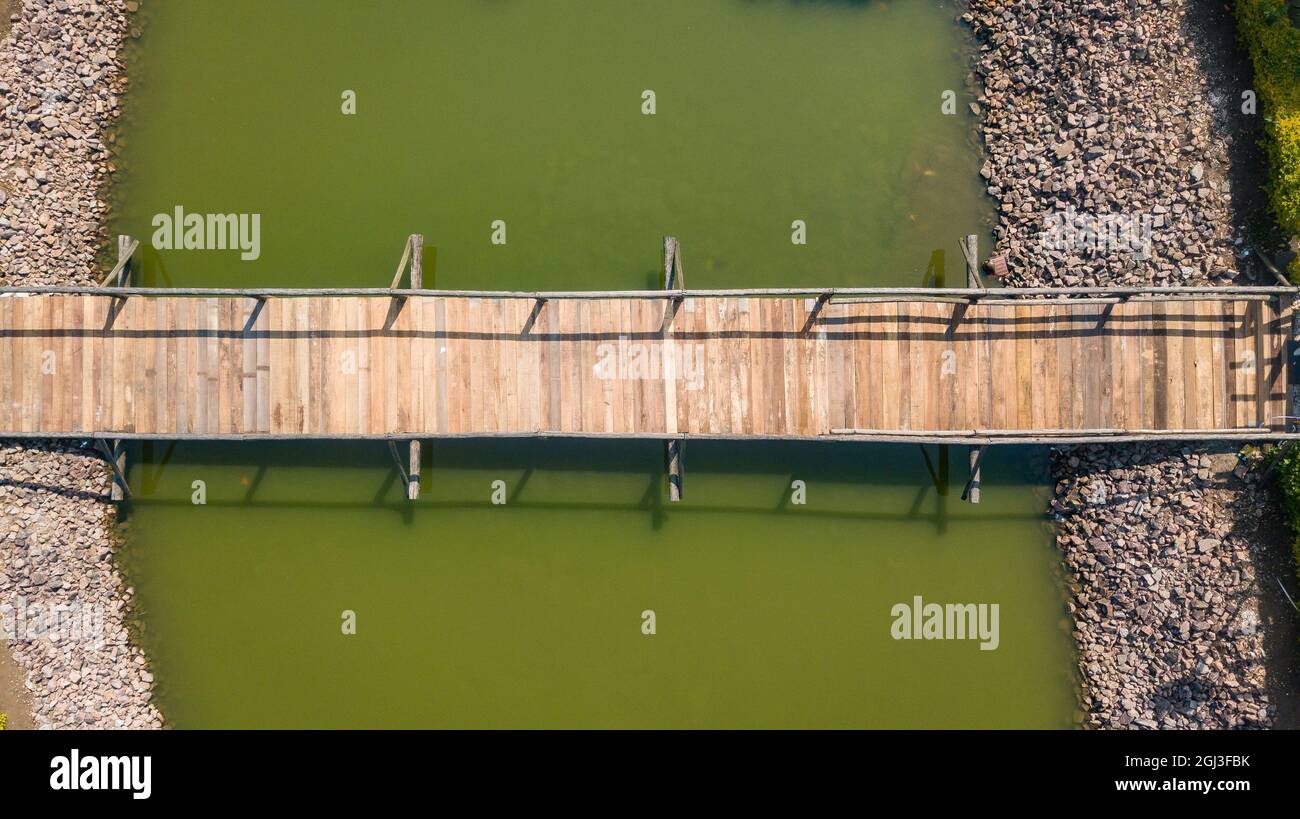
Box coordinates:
[2,235,1297,503]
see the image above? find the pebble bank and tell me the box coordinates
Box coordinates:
[965,0,1283,727]
[0,0,161,728]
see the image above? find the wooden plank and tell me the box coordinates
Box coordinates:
[1150,302,1169,429]
[267,298,285,434]
[1119,301,1140,429]
[1015,304,1034,429]
[1055,303,1074,430]
[291,298,308,433]
[813,300,829,435]
[845,301,863,431]
[989,305,1011,429]
[241,298,256,433]
[1081,304,1103,429]
[1180,300,1199,430]
[733,298,753,434]
[1265,298,1287,429]
[166,298,182,434]
[101,296,117,432]
[1098,304,1114,427]
[1195,300,1215,429]
[38,295,56,433]
[417,295,436,434]
[54,296,67,432]
[17,298,33,431]
[155,297,169,434]
[866,301,887,431]
[254,298,268,434]
[1039,305,1060,429]
[204,297,219,434]
[905,302,927,431]
[0,298,15,432]
[1207,297,1224,428]
[890,301,908,430]
[1221,299,1239,428]
[45,296,62,433]
[121,296,139,433]
[1254,300,1266,427]
[83,296,98,431]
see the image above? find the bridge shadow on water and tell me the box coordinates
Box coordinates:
[109,437,1055,535]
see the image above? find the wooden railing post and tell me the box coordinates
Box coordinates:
[667,439,683,503]
[964,446,982,504]
[961,234,983,289]
[967,447,982,504]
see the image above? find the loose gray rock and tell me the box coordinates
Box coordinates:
[0,2,162,729]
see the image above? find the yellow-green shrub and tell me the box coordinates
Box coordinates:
[1237,0,1300,277]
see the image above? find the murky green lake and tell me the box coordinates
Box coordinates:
[108,0,1077,728]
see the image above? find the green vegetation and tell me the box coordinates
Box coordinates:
[0,712,7,731]
[1268,445,1300,580]
[1237,0,1300,277]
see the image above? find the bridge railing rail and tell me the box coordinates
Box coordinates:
[1,284,1296,302]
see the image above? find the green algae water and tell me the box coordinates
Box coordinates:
[108,0,1077,727]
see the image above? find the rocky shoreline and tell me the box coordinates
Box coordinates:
[0,0,161,728]
[1051,445,1280,728]
[965,0,1294,727]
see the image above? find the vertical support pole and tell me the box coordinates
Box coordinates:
[963,234,982,289]
[966,445,982,504]
[667,439,683,503]
[663,235,679,289]
[406,439,420,501]
[408,234,423,500]
[111,235,133,501]
[107,441,127,501]
[117,234,133,287]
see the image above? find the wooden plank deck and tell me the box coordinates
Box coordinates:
[0,293,1291,440]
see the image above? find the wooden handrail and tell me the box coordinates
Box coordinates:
[4,284,1296,299]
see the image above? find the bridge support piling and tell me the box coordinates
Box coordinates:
[667,439,684,502]
[961,234,983,289]
[407,441,421,500]
[963,445,983,504]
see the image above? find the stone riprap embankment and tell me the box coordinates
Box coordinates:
[1052,445,1272,728]
[966,0,1241,287]
[0,0,161,727]
[965,1,1282,728]
[0,442,160,728]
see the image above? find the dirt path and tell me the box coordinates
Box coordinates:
[0,2,18,39]
[0,640,34,730]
